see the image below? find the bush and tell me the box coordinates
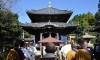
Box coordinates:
[0,52,8,60]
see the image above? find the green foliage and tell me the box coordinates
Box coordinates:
[95,11,100,22]
[0,11,21,38]
[24,31,32,38]
[19,22,32,38]
[94,12,100,43]
[69,12,97,33]
[96,33,100,43]
[0,5,22,47]
[0,52,8,60]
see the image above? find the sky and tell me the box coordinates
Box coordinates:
[15,0,98,23]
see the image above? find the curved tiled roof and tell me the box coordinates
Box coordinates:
[90,24,100,32]
[20,22,79,28]
[26,7,73,14]
[38,36,63,43]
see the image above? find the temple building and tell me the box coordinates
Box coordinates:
[90,22,100,32]
[20,2,78,43]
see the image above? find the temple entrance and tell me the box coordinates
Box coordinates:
[43,33,56,38]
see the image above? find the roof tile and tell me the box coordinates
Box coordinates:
[27,7,73,14]
[38,36,63,43]
[20,22,78,28]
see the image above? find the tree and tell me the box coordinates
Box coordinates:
[82,12,97,31]
[95,11,100,22]
[0,11,21,37]
[0,0,21,46]
[69,12,97,43]
[94,11,100,43]
[19,22,33,38]
[0,0,19,11]
[69,12,97,34]
[24,31,33,38]
[0,11,22,46]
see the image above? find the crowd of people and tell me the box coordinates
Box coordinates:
[60,39,93,60]
[6,41,37,60]
[5,38,100,60]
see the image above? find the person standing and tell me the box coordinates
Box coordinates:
[27,43,37,60]
[75,39,93,60]
[20,41,30,60]
[6,43,26,60]
[95,43,100,60]
[66,43,77,60]
[43,42,56,58]
[61,40,71,60]
[41,42,60,60]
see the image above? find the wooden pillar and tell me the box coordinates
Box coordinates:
[33,35,35,46]
[56,33,59,39]
[56,33,60,58]
[40,33,43,57]
[22,30,24,39]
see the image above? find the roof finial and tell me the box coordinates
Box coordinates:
[48,2,52,7]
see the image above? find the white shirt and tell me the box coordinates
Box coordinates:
[21,47,30,59]
[29,46,37,55]
[61,44,71,57]
[27,46,37,60]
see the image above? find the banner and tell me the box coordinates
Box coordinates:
[61,35,67,42]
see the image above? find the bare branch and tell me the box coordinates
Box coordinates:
[0,0,20,20]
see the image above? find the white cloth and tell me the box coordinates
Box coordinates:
[27,46,37,60]
[61,44,71,57]
[32,46,37,60]
[27,46,33,60]
[30,46,37,54]
[32,46,37,54]
[21,47,30,59]
[43,46,46,55]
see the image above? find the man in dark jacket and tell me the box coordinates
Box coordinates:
[43,42,56,58]
[40,42,61,60]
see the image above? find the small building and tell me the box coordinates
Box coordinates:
[81,33,96,43]
[38,35,63,57]
[38,36,63,46]
[81,33,96,39]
